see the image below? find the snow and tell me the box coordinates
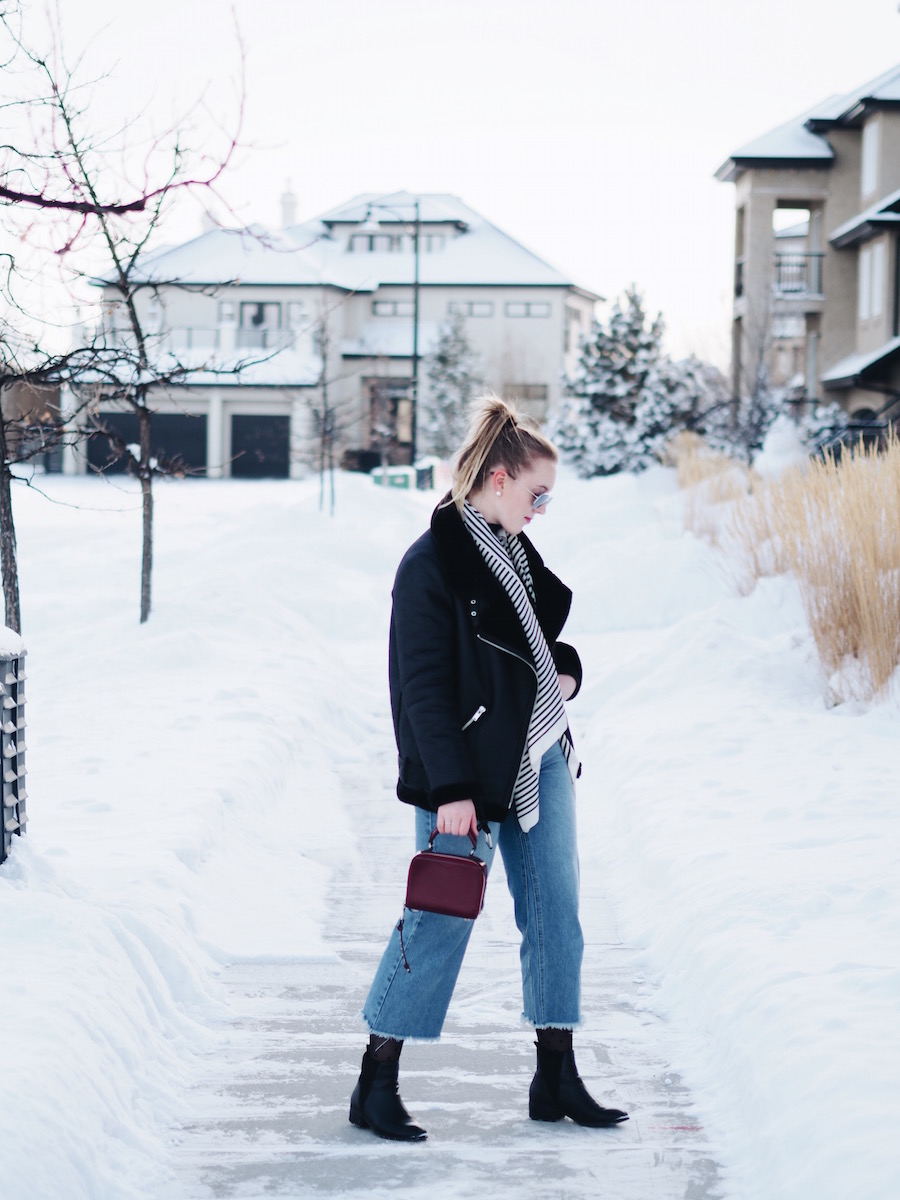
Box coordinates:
[0,623,24,656]
[2,466,899,1199]
[820,334,900,386]
[753,414,807,477]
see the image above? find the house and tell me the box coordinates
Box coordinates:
[716,65,900,427]
[75,192,600,478]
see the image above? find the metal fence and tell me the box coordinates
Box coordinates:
[1,650,27,866]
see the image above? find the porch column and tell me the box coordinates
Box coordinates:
[290,395,307,479]
[60,383,87,475]
[206,390,224,479]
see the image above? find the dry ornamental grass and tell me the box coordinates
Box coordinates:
[669,431,900,703]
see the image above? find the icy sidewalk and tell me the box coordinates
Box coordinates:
[174,797,725,1198]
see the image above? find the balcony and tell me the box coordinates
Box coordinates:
[774,253,824,297]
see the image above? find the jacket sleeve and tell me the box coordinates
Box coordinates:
[553,640,583,699]
[391,548,481,809]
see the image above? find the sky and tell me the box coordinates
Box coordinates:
[12,0,900,364]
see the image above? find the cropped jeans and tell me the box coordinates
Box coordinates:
[362,741,583,1039]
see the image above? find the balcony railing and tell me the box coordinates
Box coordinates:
[91,326,301,355]
[774,253,824,297]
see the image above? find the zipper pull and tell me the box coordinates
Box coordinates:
[461,704,486,731]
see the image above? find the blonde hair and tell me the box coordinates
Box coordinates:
[449,394,558,511]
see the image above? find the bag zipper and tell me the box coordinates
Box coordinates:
[461,704,487,731]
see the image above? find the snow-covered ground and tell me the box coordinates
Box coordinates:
[1,466,898,1199]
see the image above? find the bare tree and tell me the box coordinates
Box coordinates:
[304,300,365,515]
[0,4,246,623]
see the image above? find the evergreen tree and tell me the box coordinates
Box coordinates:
[554,288,731,475]
[420,312,482,458]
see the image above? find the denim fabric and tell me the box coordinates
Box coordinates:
[362,741,583,1039]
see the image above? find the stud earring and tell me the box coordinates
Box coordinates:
[496,490,501,496]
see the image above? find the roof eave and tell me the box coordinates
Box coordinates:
[715,155,833,184]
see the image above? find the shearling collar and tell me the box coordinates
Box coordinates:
[430,497,572,650]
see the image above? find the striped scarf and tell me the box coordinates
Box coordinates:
[462,501,579,831]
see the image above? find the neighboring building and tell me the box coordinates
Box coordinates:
[78,193,600,478]
[717,65,900,424]
[0,376,62,471]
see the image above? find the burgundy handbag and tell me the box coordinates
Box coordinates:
[405,828,487,919]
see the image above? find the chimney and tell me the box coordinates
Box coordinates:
[281,181,298,228]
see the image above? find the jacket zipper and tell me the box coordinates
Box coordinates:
[476,635,538,812]
[461,704,487,731]
[476,634,538,679]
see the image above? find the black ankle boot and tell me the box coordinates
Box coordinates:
[529,1045,628,1127]
[349,1050,427,1141]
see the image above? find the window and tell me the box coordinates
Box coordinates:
[859,247,872,321]
[861,119,879,198]
[217,300,236,324]
[448,300,494,317]
[238,302,281,348]
[503,384,549,419]
[373,299,414,317]
[872,241,885,318]
[240,302,280,329]
[422,234,445,253]
[349,232,405,253]
[286,301,306,327]
[564,304,583,352]
[858,241,885,322]
[505,301,551,318]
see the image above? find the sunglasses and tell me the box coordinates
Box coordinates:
[511,477,552,510]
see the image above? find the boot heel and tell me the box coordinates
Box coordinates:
[348,1102,368,1129]
[529,1097,564,1122]
[529,1071,564,1122]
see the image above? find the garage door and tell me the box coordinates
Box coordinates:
[87,413,208,475]
[230,415,290,479]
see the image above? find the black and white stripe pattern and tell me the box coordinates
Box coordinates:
[462,501,579,831]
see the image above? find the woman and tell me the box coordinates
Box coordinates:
[350,396,628,1141]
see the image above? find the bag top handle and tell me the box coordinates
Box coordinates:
[428,827,479,853]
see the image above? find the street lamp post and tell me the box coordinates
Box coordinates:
[361,195,421,465]
[410,196,420,465]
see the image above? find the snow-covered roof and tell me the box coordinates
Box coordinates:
[716,64,900,182]
[77,345,321,390]
[109,193,601,297]
[828,184,900,247]
[775,219,810,240]
[127,226,331,287]
[717,108,835,178]
[807,63,900,127]
[821,335,900,388]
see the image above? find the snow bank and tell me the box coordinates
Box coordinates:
[543,466,900,1200]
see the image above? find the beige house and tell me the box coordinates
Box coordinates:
[77,193,600,478]
[717,65,900,425]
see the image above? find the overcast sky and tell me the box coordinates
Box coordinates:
[27,0,900,363]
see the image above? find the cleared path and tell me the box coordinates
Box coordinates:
[174,651,726,1199]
